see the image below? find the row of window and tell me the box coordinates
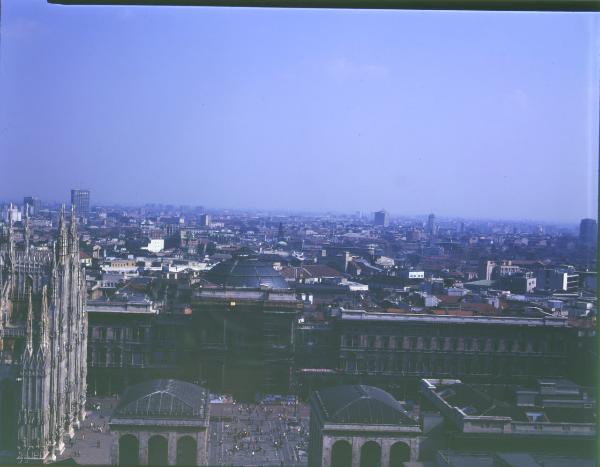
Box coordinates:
[342,354,563,376]
[89,326,149,342]
[343,326,550,340]
[88,347,178,367]
[343,335,564,353]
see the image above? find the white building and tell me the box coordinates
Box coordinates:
[401,270,425,280]
[142,238,165,253]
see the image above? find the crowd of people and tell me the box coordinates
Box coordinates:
[210,401,310,466]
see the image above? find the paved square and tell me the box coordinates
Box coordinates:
[208,402,310,466]
[55,397,115,465]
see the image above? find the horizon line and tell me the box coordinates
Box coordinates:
[0,197,590,226]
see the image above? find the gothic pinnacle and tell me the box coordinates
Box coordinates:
[39,285,49,351]
[58,204,69,259]
[25,281,33,354]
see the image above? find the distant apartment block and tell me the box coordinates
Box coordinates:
[23,196,41,216]
[199,213,211,227]
[427,213,436,235]
[536,268,579,293]
[71,188,90,218]
[480,260,522,281]
[499,272,537,294]
[374,210,389,227]
[579,218,597,246]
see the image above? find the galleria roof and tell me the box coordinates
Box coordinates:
[113,379,208,419]
[312,385,418,426]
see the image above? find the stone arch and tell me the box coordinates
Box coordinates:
[360,440,382,467]
[148,434,168,465]
[389,441,411,466]
[331,439,352,467]
[176,435,197,465]
[118,434,139,465]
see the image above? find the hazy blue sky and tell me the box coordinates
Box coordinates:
[0,1,598,222]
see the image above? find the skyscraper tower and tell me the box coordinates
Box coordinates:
[427,213,436,235]
[374,210,389,227]
[579,218,597,247]
[199,213,211,227]
[70,189,90,219]
[23,196,41,217]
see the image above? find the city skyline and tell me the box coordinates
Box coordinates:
[1,1,598,223]
[0,193,593,226]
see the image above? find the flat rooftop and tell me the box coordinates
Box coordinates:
[422,379,596,425]
[339,309,568,327]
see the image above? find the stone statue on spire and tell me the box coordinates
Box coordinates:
[58,204,69,260]
[25,280,33,354]
[24,210,30,252]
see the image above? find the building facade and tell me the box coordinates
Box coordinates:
[86,285,197,396]
[579,218,597,246]
[0,206,87,463]
[335,309,571,385]
[536,268,579,293]
[109,379,210,466]
[23,198,41,218]
[191,258,301,398]
[498,272,537,294]
[426,213,436,235]
[70,189,91,220]
[308,384,421,467]
[86,294,160,395]
[373,211,389,228]
[199,214,210,227]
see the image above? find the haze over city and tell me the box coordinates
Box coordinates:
[0,2,599,465]
[1,1,598,221]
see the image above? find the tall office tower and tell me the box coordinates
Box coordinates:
[0,205,87,463]
[427,213,436,235]
[199,213,211,227]
[579,218,597,246]
[374,210,389,227]
[70,189,90,219]
[23,197,41,217]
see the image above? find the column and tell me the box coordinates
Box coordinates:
[139,431,149,465]
[168,432,177,465]
[351,437,361,467]
[410,438,419,462]
[110,434,119,465]
[197,430,208,466]
[321,436,333,467]
[380,438,390,467]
